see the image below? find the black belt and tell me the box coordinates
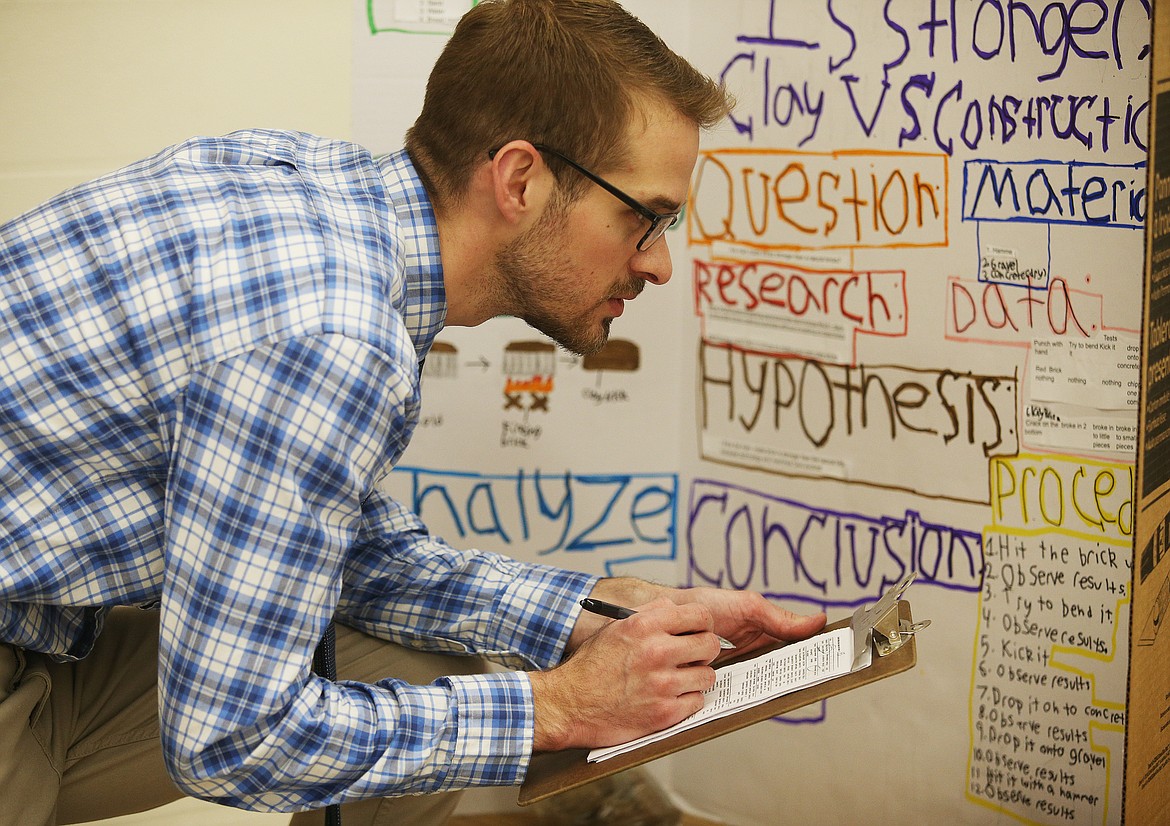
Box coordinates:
[312,623,341,826]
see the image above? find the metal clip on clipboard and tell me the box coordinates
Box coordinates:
[850,570,932,671]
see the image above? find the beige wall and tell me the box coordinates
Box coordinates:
[0,0,351,221]
[0,2,346,821]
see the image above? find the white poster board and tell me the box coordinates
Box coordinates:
[352,2,1149,823]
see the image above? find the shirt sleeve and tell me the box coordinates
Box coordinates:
[157,333,593,811]
[337,489,598,672]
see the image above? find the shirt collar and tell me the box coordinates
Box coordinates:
[376,149,446,363]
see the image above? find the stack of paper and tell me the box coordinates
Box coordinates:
[587,626,863,762]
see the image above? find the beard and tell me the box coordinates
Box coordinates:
[492,202,643,356]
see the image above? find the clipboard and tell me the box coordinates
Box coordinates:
[518,574,927,806]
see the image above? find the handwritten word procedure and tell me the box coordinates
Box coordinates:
[990,454,1133,542]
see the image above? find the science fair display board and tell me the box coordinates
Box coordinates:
[353,3,1149,823]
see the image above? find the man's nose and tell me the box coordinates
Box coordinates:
[631,238,673,286]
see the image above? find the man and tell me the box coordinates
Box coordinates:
[0,1,826,824]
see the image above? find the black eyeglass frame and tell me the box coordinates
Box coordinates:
[488,143,680,251]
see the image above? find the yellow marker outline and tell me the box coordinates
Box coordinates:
[966,522,1129,825]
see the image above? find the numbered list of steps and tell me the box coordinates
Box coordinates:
[968,532,1129,824]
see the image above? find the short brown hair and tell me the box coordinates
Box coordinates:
[403,0,732,210]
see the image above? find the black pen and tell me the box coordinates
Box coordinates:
[579,598,736,649]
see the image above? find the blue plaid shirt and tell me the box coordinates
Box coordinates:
[0,130,597,809]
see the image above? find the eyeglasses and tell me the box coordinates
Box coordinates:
[488,143,681,251]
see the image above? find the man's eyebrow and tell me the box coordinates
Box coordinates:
[645,195,683,213]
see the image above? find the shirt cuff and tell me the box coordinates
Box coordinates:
[438,670,538,788]
[489,564,599,669]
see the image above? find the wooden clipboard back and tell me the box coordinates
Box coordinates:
[518,600,918,806]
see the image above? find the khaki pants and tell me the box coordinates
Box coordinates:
[0,607,489,826]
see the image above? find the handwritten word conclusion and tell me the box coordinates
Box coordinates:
[686,478,981,606]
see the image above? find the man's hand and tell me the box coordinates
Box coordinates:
[564,578,827,661]
[529,598,721,751]
[530,579,827,751]
[670,585,827,661]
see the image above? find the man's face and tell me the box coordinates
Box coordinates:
[494,101,700,356]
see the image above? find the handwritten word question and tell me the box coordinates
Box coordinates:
[689,149,948,250]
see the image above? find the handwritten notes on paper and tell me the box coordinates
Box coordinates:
[1025,333,1141,456]
[587,627,858,763]
[1031,334,1141,410]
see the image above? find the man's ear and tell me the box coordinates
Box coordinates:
[489,141,554,225]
